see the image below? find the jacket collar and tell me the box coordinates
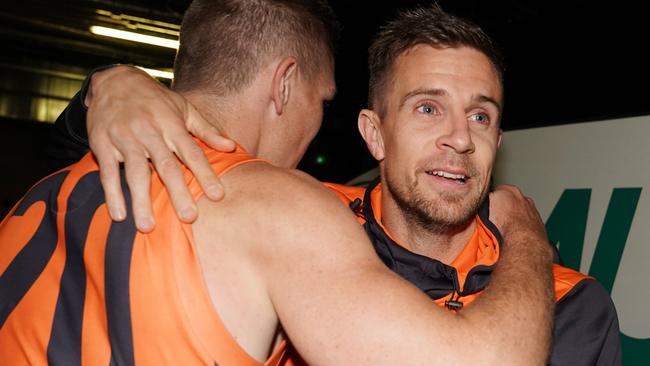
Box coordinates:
[356,177,503,304]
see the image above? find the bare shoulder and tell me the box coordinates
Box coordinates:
[196,162,368,256]
[219,162,345,221]
[229,162,330,195]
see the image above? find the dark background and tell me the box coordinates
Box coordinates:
[1,0,648,217]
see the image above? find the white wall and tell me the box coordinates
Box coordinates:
[494,116,650,362]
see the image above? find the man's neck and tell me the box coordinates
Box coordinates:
[182,90,263,157]
[380,188,476,265]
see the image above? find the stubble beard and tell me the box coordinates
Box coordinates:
[386,172,488,236]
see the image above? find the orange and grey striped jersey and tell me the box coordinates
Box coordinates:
[0,144,286,366]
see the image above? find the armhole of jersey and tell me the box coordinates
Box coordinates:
[176,148,274,365]
[186,146,268,201]
[219,158,267,176]
[265,340,288,366]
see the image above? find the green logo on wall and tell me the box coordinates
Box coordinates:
[546,188,646,364]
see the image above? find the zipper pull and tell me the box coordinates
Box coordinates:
[445,299,464,311]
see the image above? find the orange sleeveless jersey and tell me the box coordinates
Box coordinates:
[0,144,286,366]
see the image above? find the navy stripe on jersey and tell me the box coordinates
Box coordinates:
[106,174,136,366]
[0,170,69,328]
[48,171,106,365]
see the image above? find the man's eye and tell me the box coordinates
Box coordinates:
[469,113,490,124]
[417,104,437,114]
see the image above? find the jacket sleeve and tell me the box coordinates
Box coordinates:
[47,66,114,170]
[549,278,622,366]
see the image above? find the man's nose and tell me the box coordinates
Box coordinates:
[436,115,475,154]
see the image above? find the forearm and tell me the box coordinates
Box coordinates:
[283,259,553,366]
[266,187,552,364]
[464,229,555,364]
[48,66,114,169]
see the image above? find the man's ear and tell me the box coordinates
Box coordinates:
[272,56,298,115]
[358,109,385,161]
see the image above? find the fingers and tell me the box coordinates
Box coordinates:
[143,131,198,224]
[492,184,521,196]
[489,184,528,234]
[108,119,158,232]
[176,102,232,201]
[489,184,548,240]
[186,103,236,153]
[204,133,237,152]
[92,138,127,222]
[493,184,538,208]
[172,132,225,201]
[85,66,234,229]
[97,119,201,229]
[122,147,156,232]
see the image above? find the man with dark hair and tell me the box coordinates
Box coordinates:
[0,1,555,365]
[366,5,504,116]
[40,3,621,365]
[334,7,621,365]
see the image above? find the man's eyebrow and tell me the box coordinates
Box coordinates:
[399,88,449,109]
[473,94,502,114]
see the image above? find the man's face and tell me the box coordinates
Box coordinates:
[377,45,502,232]
[282,64,336,168]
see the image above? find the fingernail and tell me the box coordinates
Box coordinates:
[180,206,197,222]
[138,216,155,232]
[206,184,223,200]
[110,207,126,221]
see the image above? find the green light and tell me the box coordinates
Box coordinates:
[315,154,327,165]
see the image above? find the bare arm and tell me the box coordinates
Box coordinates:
[81,66,553,364]
[209,167,554,365]
[466,185,556,364]
[85,66,234,231]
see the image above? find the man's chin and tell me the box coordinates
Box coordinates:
[426,193,484,227]
[430,206,476,227]
[436,191,469,204]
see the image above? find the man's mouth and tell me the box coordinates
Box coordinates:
[426,170,468,184]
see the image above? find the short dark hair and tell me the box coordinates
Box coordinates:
[173,0,339,95]
[368,5,504,114]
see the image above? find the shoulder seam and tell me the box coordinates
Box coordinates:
[556,277,593,303]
